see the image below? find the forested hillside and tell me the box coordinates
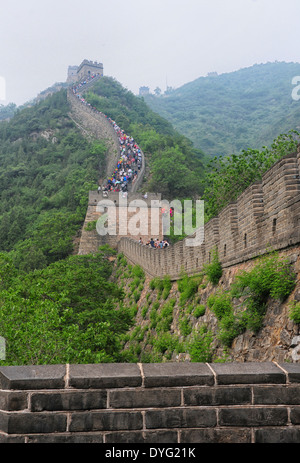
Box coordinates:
[0,89,135,365]
[83,77,206,199]
[0,78,206,365]
[0,75,299,366]
[144,61,300,157]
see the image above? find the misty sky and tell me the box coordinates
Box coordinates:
[0,0,300,105]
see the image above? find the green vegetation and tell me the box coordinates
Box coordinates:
[84,76,205,199]
[145,62,300,157]
[188,326,213,362]
[178,273,201,306]
[0,103,17,121]
[206,253,296,347]
[203,247,223,284]
[289,301,300,324]
[202,130,300,220]
[0,90,105,271]
[0,251,134,365]
[0,69,298,366]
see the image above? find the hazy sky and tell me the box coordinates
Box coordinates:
[0,0,300,105]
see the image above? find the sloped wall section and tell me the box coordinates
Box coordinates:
[67,88,120,179]
[119,149,300,279]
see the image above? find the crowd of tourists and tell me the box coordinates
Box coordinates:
[72,75,170,248]
[139,237,170,248]
[71,75,143,196]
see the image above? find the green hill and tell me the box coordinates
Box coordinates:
[0,78,205,365]
[83,76,206,199]
[144,61,300,157]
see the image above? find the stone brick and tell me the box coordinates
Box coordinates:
[290,406,300,424]
[69,411,143,432]
[0,434,26,443]
[27,433,104,443]
[105,430,178,443]
[109,388,181,409]
[219,407,288,427]
[0,411,67,434]
[254,427,300,443]
[142,363,214,388]
[31,390,107,412]
[180,428,251,443]
[278,363,300,383]
[183,386,251,406]
[0,391,28,411]
[209,362,285,385]
[69,363,142,389]
[104,431,145,443]
[145,408,217,429]
[0,365,66,390]
[253,385,300,405]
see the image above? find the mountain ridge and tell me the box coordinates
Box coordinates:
[144,61,300,157]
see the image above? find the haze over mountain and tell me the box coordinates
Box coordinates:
[144,61,300,157]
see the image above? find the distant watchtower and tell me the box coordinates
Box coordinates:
[77,60,104,81]
[67,65,79,83]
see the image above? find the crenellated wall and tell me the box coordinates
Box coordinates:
[0,362,299,443]
[119,149,300,279]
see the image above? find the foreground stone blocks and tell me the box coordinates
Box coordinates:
[0,362,299,443]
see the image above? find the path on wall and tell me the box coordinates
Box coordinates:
[68,76,146,193]
[68,75,300,282]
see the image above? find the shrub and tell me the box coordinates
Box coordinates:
[231,252,296,332]
[162,275,172,300]
[232,253,295,302]
[141,305,149,319]
[218,312,245,347]
[152,332,182,354]
[178,274,200,306]
[149,277,160,291]
[179,316,192,336]
[207,292,233,320]
[85,220,97,231]
[188,326,213,362]
[193,304,206,318]
[289,301,300,324]
[132,265,145,280]
[133,290,141,302]
[204,247,222,285]
[157,299,175,332]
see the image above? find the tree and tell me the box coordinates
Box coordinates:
[202,130,300,220]
[0,253,134,365]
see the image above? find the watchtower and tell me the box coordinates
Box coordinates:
[77,60,104,81]
[67,65,79,83]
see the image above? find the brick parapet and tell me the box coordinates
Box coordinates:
[0,362,299,443]
[119,151,300,278]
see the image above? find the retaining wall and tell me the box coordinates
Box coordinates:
[0,362,299,443]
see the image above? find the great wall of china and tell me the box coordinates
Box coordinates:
[68,77,300,281]
[0,71,299,444]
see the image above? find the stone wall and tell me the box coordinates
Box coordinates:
[119,150,300,279]
[67,88,120,179]
[0,362,299,443]
[77,60,103,81]
[78,192,163,254]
